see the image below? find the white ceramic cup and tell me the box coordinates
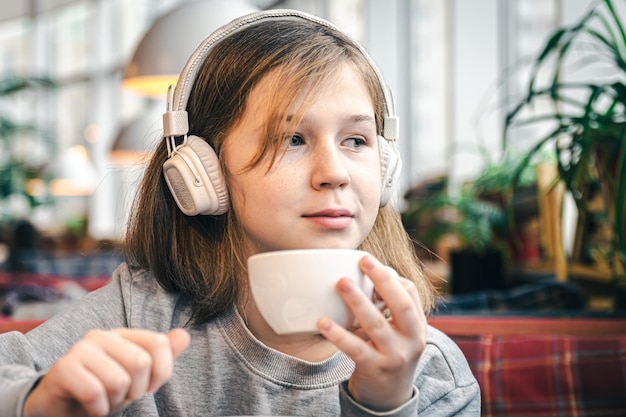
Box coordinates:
[247,249,373,335]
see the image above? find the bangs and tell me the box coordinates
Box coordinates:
[240,62,343,172]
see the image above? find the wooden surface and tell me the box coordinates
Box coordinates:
[429,315,626,337]
[0,318,45,334]
[4,315,626,337]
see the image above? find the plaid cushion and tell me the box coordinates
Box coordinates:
[455,334,626,417]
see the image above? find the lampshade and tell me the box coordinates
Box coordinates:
[122,0,259,97]
[48,145,98,197]
[109,103,163,165]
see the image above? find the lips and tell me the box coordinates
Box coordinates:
[302,209,354,229]
[303,209,353,218]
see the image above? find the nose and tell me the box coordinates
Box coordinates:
[310,141,351,191]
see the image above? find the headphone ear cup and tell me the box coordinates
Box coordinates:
[379,137,402,207]
[163,135,229,216]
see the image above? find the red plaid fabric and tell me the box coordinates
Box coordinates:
[454,334,626,417]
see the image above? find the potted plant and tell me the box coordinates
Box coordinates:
[504,0,626,300]
[0,75,55,225]
[402,177,509,294]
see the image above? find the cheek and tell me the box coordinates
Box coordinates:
[228,178,255,220]
[228,172,290,218]
[360,157,384,200]
[364,192,381,224]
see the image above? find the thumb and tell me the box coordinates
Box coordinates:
[166,328,190,358]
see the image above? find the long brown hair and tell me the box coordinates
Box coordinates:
[124,17,436,325]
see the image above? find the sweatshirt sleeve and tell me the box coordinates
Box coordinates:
[0,360,44,417]
[0,264,131,417]
[339,382,419,417]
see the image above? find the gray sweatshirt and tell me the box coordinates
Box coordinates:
[0,263,480,416]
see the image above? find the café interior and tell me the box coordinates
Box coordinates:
[0,0,625,414]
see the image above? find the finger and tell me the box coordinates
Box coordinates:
[360,256,421,337]
[167,328,191,359]
[86,330,154,402]
[152,329,190,392]
[395,277,427,336]
[78,342,133,408]
[113,328,190,393]
[318,316,377,363]
[47,352,113,417]
[68,366,111,417]
[339,277,393,343]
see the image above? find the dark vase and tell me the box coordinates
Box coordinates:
[450,249,505,294]
[614,282,626,311]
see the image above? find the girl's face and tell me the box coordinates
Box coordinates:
[223,63,382,256]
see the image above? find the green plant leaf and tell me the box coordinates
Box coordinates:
[504,0,626,272]
[614,130,626,253]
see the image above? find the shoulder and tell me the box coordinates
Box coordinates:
[111,263,193,331]
[110,262,169,301]
[111,262,151,287]
[423,324,475,382]
[413,324,480,413]
[419,324,477,387]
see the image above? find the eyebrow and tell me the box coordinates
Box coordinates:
[285,114,376,126]
[347,114,376,125]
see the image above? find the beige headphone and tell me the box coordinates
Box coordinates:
[162,9,402,216]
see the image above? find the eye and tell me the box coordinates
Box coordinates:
[344,137,367,149]
[287,134,305,147]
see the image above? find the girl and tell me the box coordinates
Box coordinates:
[0,9,480,417]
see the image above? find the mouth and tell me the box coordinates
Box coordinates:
[303,209,354,218]
[302,209,354,229]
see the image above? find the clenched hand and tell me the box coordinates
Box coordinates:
[24,328,190,417]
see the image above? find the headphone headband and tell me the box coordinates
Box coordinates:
[163,9,398,142]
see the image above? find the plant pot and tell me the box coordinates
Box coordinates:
[613,280,626,311]
[592,136,626,278]
[450,249,505,294]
